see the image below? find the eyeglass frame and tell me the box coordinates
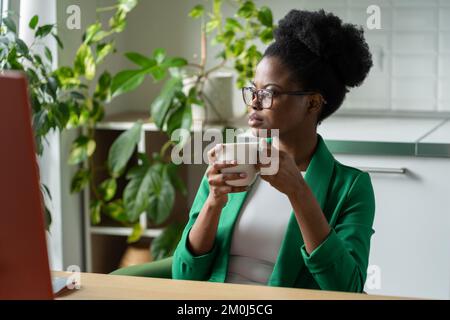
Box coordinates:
[241,86,327,110]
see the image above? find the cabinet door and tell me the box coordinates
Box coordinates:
[334,154,450,299]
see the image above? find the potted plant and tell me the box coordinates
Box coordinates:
[0,8,69,228]
[2,0,276,263]
[103,0,276,260]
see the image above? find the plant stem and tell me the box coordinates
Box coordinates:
[200,24,207,71]
[187,63,203,70]
[160,140,175,160]
[96,5,118,13]
[204,59,227,78]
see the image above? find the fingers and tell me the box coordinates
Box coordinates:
[211,185,249,198]
[208,172,247,186]
[207,144,223,164]
[211,185,233,198]
[208,161,238,174]
[229,186,249,193]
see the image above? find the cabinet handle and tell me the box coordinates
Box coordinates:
[357,167,407,174]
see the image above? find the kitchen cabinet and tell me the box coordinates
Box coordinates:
[333,153,450,299]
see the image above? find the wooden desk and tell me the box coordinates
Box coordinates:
[53,272,404,300]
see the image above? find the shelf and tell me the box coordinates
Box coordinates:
[96,111,249,132]
[96,111,158,131]
[91,226,164,238]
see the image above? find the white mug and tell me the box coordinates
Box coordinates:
[216,142,261,187]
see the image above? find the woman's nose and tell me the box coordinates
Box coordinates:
[251,98,263,110]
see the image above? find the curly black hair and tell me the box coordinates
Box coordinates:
[264,9,373,123]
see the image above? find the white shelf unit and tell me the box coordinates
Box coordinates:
[83,111,248,273]
[83,112,190,273]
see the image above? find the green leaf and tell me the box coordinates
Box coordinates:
[74,44,96,80]
[99,178,117,202]
[111,69,146,97]
[205,19,220,33]
[108,121,143,177]
[188,5,204,19]
[150,222,184,260]
[213,0,222,16]
[150,77,183,129]
[225,18,243,32]
[70,168,91,193]
[166,103,192,136]
[84,22,102,44]
[127,222,143,243]
[104,200,128,222]
[150,66,166,82]
[52,102,71,129]
[29,15,39,30]
[54,66,79,87]
[162,57,188,68]
[118,0,138,13]
[123,164,154,222]
[44,205,52,231]
[237,1,255,19]
[125,52,156,68]
[96,42,115,64]
[15,39,29,56]
[257,6,273,27]
[153,48,166,64]
[44,47,53,63]
[109,9,127,32]
[35,24,54,38]
[52,33,64,49]
[90,100,105,122]
[167,163,187,196]
[41,184,53,201]
[3,17,17,33]
[70,92,85,100]
[94,71,112,101]
[259,27,274,44]
[68,136,96,165]
[90,200,102,225]
[146,167,175,225]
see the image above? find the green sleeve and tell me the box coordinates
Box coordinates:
[172,172,218,281]
[300,172,375,293]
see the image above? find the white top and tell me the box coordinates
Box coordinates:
[225,172,306,286]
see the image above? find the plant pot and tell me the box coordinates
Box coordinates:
[118,243,152,268]
[183,72,246,126]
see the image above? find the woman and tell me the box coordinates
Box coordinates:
[172,9,375,293]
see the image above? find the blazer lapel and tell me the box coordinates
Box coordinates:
[268,134,335,287]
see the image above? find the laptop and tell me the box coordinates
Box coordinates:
[0,72,68,299]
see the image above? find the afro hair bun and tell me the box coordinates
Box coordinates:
[274,9,373,88]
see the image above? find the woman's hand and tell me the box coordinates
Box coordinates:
[206,145,249,208]
[256,140,305,198]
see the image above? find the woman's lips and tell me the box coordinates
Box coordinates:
[248,113,264,127]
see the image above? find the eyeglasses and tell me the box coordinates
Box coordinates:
[242,87,324,109]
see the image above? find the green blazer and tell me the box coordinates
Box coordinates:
[172,134,375,293]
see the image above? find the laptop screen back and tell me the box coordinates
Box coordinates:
[0,72,53,300]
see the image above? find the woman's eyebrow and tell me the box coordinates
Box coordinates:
[250,81,282,89]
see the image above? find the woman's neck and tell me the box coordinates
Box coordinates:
[278,129,318,172]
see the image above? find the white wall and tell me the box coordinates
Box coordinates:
[56,0,100,271]
[103,0,450,116]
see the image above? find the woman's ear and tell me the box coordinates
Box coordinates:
[307,94,323,116]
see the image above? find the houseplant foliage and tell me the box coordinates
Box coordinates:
[0,10,66,229]
[103,0,275,259]
[2,0,275,260]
